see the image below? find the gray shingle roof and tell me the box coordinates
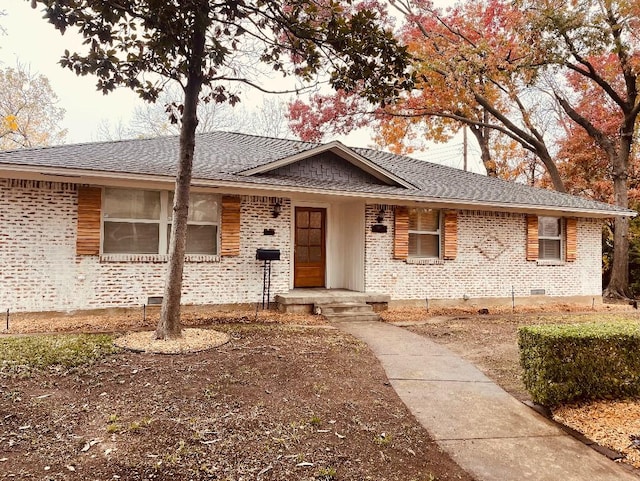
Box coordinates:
[0,130,633,216]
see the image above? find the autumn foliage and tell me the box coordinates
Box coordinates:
[0,65,66,150]
[289,0,564,188]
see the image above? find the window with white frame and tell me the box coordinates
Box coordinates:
[538,216,562,260]
[103,188,219,255]
[408,208,441,258]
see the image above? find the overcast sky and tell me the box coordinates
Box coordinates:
[0,1,482,172]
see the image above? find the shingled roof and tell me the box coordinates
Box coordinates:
[0,130,633,217]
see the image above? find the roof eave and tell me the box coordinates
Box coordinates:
[2,164,632,219]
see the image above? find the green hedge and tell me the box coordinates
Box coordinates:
[518,322,640,406]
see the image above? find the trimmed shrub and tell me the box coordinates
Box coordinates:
[518,322,640,406]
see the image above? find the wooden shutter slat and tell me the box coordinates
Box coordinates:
[220,196,241,257]
[394,206,409,259]
[443,210,458,260]
[566,218,577,262]
[526,215,539,261]
[76,186,102,255]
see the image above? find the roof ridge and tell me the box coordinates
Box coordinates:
[210,129,319,148]
[0,129,318,155]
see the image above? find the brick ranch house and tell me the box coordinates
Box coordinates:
[0,131,634,314]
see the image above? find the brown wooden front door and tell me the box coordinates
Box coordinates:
[294,207,326,288]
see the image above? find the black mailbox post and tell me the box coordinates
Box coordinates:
[256,248,281,309]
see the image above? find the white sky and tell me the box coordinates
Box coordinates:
[0,2,142,144]
[0,1,483,172]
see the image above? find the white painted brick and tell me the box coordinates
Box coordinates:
[364,205,602,300]
[0,178,605,312]
[0,179,290,312]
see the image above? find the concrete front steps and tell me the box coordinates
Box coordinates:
[316,302,380,322]
[275,288,389,316]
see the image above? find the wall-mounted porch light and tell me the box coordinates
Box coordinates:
[372,207,388,233]
[272,201,282,218]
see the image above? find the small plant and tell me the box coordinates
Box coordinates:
[374,432,392,446]
[313,383,328,395]
[106,414,121,434]
[129,416,153,431]
[203,382,221,399]
[315,466,337,480]
[106,423,120,434]
[309,415,322,427]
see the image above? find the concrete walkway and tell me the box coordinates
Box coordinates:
[337,320,638,481]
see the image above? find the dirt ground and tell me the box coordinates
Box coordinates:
[0,323,474,481]
[4,302,640,476]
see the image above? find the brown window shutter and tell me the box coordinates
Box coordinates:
[220,196,241,256]
[526,215,539,261]
[443,210,458,260]
[565,218,577,262]
[394,206,409,259]
[76,186,102,255]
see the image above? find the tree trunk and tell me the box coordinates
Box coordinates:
[537,149,566,193]
[468,123,495,176]
[155,3,208,340]
[604,129,633,299]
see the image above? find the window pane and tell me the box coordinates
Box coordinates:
[297,228,309,246]
[104,189,160,220]
[309,228,322,246]
[297,210,309,228]
[190,194,218,222]
[409,233,439,257]
[310,211,323,228]
[186,225,217,255]
[104,222,159,254]
[167,225,218,255]
[168,192,218,222]
[539,239,561,260]
[539,217,560,237]
[409,208,439,232]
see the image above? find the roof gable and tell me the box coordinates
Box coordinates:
[258,151,390,186]
[238,141,414,189]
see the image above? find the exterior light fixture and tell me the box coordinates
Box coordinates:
[372,207,387,233]
[272,201,282,218]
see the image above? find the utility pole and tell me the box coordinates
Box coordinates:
[463,125,468,171]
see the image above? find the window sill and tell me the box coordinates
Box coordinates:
[100,254,221,263]
[405,257,444,265]
[536,259,565,266]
